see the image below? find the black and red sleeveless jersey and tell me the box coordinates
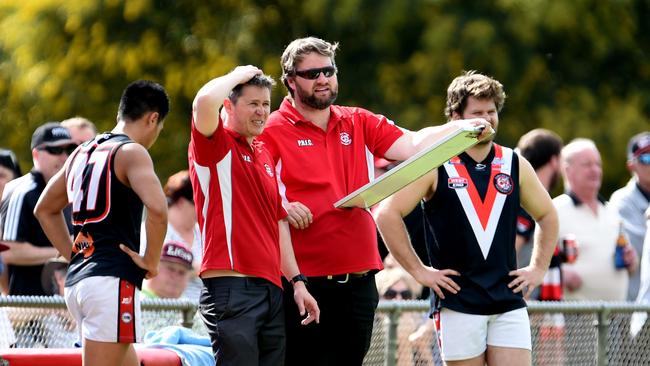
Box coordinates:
[64,133,147,288]
[424,144,526,315]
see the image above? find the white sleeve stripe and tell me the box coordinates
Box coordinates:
[193,161,211,257]
[365,146,375,182]
[2,176,37,240]
[215,151,234,269]
[275,159,288,205]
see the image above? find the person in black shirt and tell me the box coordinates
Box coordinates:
[0,122,75,295]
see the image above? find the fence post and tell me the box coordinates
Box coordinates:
[385,305,399,366]
[181,305,196,329]
[596,305,610,366]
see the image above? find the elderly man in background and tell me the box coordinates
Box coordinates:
[554,138,637,300]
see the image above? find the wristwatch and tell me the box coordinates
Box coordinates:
[290,274,308,285]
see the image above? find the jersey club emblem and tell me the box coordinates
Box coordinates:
[493,173,513,195]
[264,163,274,177]
[340,132,352,146]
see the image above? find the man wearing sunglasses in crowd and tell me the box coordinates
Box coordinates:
[0,122,76,295]
[259,36,492,366]
[610,132,650,301]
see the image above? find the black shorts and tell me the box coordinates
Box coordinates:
[199,277,285,366]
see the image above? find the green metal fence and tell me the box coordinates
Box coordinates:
[2,296,650,365]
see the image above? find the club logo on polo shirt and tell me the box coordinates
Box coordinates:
[297,139,313,147]
[448,177,468,189]
[264,163,274,177]
[493,173,513,194]
[241,154,252,162]
[340,132,352,146]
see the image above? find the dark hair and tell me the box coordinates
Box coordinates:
[0,148,22,177]
[118,80,170,123]
[164,170,193,206]
[228,74,276,104]
[517,128,563,170]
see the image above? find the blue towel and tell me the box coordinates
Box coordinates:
[143,326,214,366]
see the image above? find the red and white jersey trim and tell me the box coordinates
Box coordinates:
[443,145,513,259]
[193,152,235,270]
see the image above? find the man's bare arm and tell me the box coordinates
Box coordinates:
[374,170,460,299]
[115,143,167,279]
[34,166,74,261]
[383,119,491,161]
[1,241,60,265]
[278,220,320,325]
[193,65,262,137]
[508,156,559,296]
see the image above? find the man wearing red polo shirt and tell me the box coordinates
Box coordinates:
[189,65,319,365]
[259,37,490,365]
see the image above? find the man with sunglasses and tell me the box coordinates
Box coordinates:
[0,122,76,295]
[610,132,650,300]
[259,37,491,366]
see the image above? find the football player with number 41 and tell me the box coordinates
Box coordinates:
[35,80,170,366]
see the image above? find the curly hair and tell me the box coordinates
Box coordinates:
[444,70,506,120]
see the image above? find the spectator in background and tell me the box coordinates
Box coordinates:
[0,122,75,295]
[634,209,650,334]
[61,117,97,145]
[0,148,22,294]
[40,257,68,296]
[516,129,566,366]
[142,241,193,299]
[515,128,564,301]
[610,132,650,300]
[0,242,17,348]
[162,171,202,301]
[376,266,433,366]
[0,148,22,199]
[555,138,638,300]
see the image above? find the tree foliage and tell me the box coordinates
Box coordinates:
[0,0,648,195]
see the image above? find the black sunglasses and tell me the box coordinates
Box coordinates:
[383,289,413,300]
[293,66,337,80]
[39,144,77,156]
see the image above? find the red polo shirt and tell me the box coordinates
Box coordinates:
[259,98,404,276]
[188,118,286,288]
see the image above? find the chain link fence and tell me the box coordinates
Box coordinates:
[2,296,650,365]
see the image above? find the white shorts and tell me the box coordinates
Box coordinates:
[64,276,142,343]
[435,307,531,361]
